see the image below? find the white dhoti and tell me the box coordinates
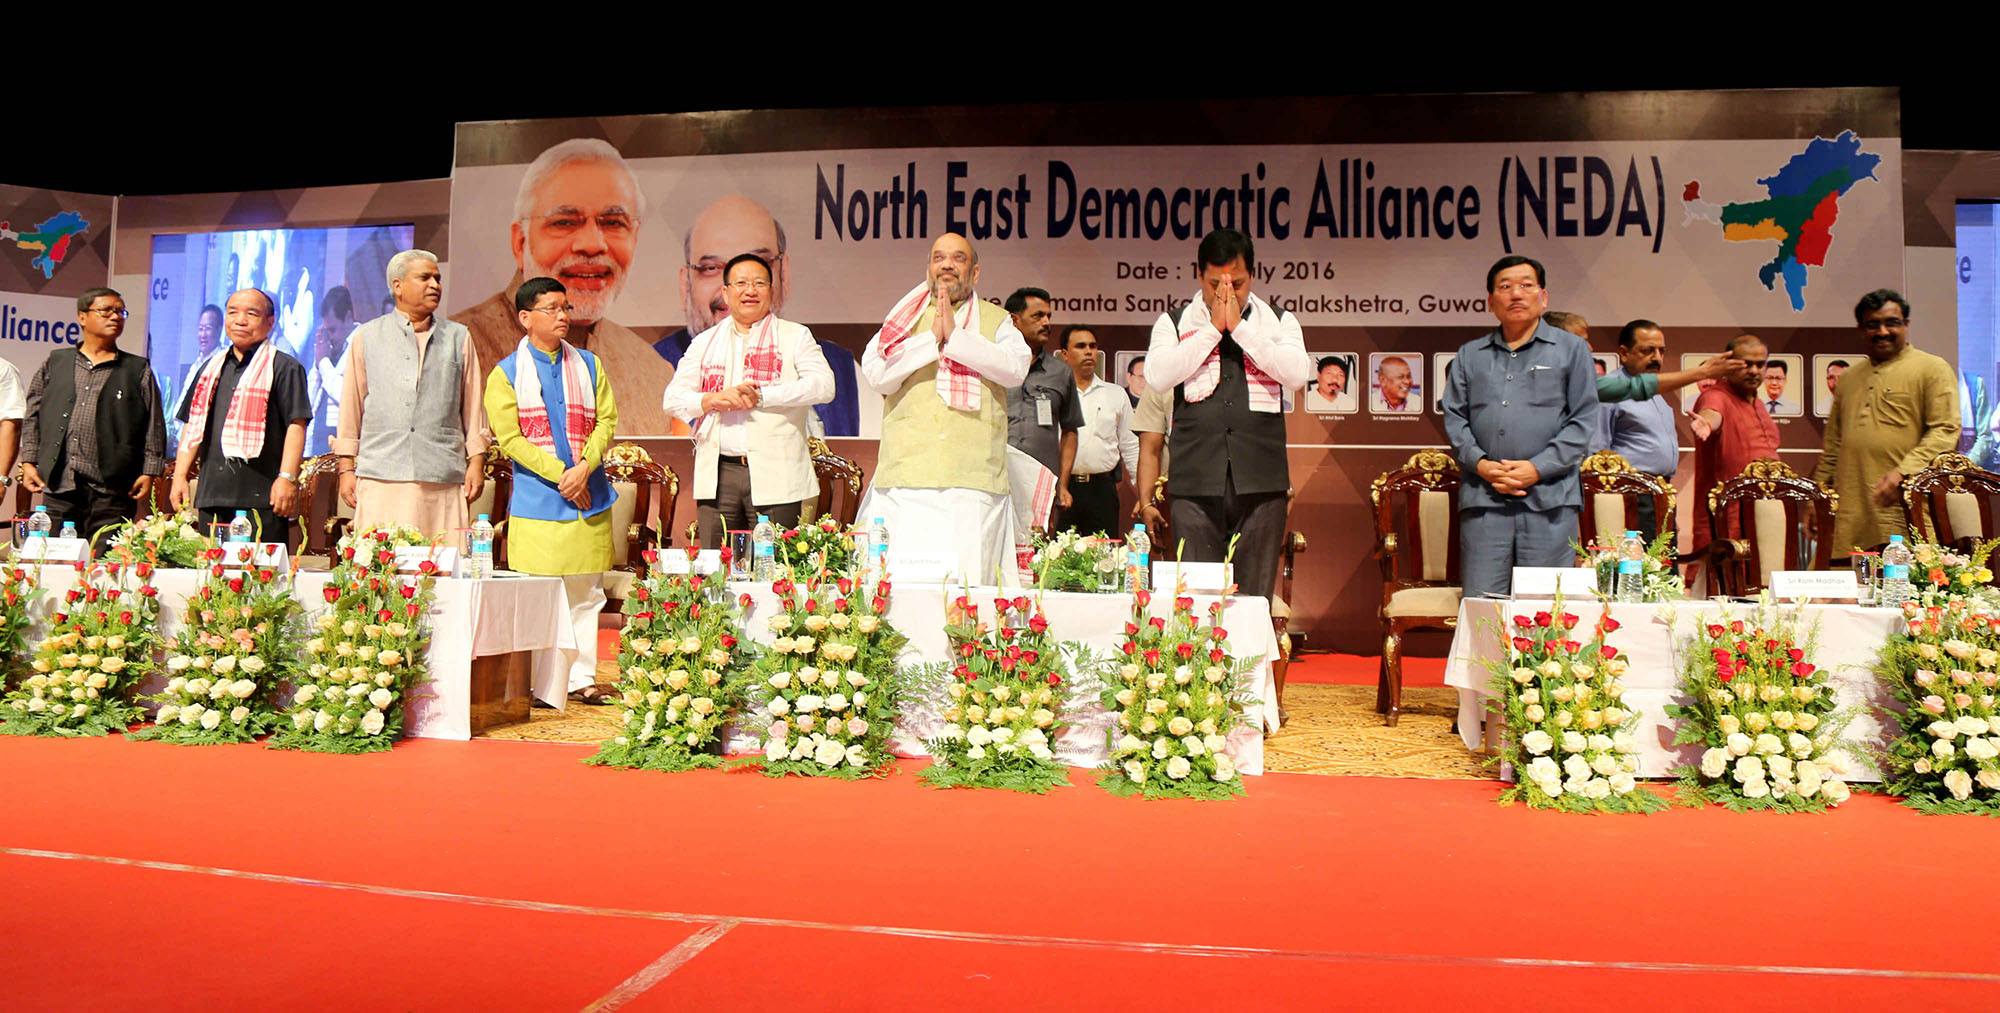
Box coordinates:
[1005,445,1057,546]
[533,573,607,705]
[856,485,1018,588]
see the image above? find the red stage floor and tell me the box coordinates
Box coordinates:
[4,732,1998,1010]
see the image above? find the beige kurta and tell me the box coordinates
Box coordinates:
[330,310,491,539]
[1811,345,1959,555]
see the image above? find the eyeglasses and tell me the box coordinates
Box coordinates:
[526,211,636,239]
[1493,282,1542,295]
[727,279,772,291]
[1861,318,1906,332]
[88,308,129,319]
[530,305,573,317]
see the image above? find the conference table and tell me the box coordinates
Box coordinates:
[719,582,1281,775]
[1441,597,1903,781]
[18,564,576,741]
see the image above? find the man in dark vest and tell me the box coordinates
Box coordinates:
[19,287,167,549]
[1143,230,1311,602]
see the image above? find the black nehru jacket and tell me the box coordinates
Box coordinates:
[1166,303,1292,498]
[37,347,154,488]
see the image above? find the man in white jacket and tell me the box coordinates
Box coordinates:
[664,253,834,546]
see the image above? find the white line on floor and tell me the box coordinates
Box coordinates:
[581,920,737,1012]
[8,846,1997,985]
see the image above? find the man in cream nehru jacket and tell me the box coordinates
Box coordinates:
[664,253,833,546]
[859,233,1030,583]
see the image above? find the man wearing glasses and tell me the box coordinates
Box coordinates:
[664,254,833,547]
[1442,256,1597,598]
[19,287,166,549]
[486,277,621,706]
[1813,289,1959,555]
[452,138,680,435]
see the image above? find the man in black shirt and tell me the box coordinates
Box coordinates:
[169,288,313,545]
[1003,286,1082,522]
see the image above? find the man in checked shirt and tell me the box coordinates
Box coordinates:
[19,287,168,549]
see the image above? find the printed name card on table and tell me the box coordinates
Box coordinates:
[15,537,88,564]
[1770,570,1860,602]
[657,550,724,575]
[393,545,460,577]
[1511,567,1602,598]
[1152,561,1232,593]
[885,550,959,584]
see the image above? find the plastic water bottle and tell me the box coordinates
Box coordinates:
[867,516,889,582]
[1619,529,1647,563]
[228,510,254,543]
[466,514,494,579]
[1615,559,1644,603]
[752,514,776,581]
[58,521,78,541]
[1880,534,1914,608]
[25,505,51,545]
[1126,523,1151,592]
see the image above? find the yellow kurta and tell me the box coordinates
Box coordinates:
[1812,345,1959,555]
[484,347,620,575]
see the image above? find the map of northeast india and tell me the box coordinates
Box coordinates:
[1681,131,1884,311]
[0,210,92,279]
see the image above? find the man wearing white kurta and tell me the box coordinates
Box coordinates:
[859,233,1031,585]
[664,253,834,546]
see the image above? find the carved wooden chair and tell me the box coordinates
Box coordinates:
[1372,449,1463,726]
[466,446,514,569]
[808,436,865,528]
[1578,449,1676,548]
[601,443,678,605]
[1904,452,2000,555]
[294,452,343,567]
[1706,457,1838,597]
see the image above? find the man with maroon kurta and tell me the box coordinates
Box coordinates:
[1691,334,1780,551]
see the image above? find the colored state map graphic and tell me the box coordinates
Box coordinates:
[1679,130,1883,311]
[0,210,92,280]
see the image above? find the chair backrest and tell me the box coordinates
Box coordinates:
[1904,452,2000,551]
[1371,449,1462,592]
[603,443,678,569]
[471,447,513,567]
[1579,449,1675,547]
[1150,473,1174,552]
[809,436,865,528]
[1707,457,1837,596]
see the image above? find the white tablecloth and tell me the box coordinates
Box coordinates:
[22,565,574,742]
[1442,598,1901,781]
[720,583,1278,775]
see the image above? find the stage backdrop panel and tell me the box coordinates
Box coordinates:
[451,89,1902,653]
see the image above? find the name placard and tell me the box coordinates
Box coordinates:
[1770,570,1860,601]
[657,550,724,575]
[17,537,88,563]
[393,545,460,576]
[1511,567,1603,598]
[885,550,959,583]
[1152,561,1233,593]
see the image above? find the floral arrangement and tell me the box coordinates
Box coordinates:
[269,525,438,753]
[744,574,909,778]
[103,507,209,570]
[1098,584,1255,800]
[1909,538,2000,608]
[0,564,42,683]
[1666,601,1851,811]
[0,565,161,736]
[1582,532,1683,602]
[920,592,1069,792]
[1029,530,1122,592]
[1487,592,1663,812]
[778,515,860,581]
[131,546,302,745]
[1875,599,2000,814]
[586,548,751,772]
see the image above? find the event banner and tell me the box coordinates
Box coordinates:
[452,91,1902,651]
[0,183,115,380]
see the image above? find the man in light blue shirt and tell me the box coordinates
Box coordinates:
[1443,256,1598,598]
[1593,319,1680,541]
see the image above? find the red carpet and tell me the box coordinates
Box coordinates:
[1284,651,1445,687]
[5,733,1999,1009]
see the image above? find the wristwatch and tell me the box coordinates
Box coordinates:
[0,475,12,488]
[278,471,298,483]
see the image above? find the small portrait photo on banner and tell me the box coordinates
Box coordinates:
[1813,354,1853,417]
[1115,350,1148,407]
[1680,352,1723,412]
[1303,352,1358,414]
[1369,352,1423,414]
[1759,353,1804,418]
[1593,352,1617,379]
[1432,352,1457,413]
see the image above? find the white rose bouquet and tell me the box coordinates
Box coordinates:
[1486,590,1664,813]
[776,514,861,582]
[1877,597,2000,814]
[1028,530,1123,593]
[130,548,301,745]
[268,526,437,754]
[101,506,209,570]
[1667,598,1849,811]
[586,547,752,773]
[919,591,1071,792]
[743,573,908,779]
[1,565,160,737]
[1098,577,1255,801]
